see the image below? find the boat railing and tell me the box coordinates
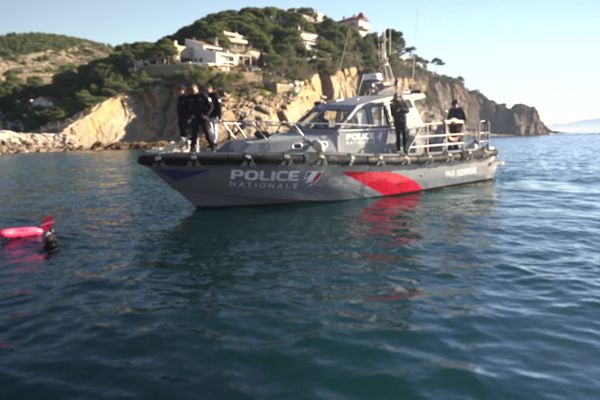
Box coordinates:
[408,119,491,155]
[221,119,393,148]
[222,120,391,141]
[221,120,297,141]
[220,118,491,155]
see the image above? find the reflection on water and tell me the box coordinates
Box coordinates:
[356,194,422,238]
[131,185,500,347]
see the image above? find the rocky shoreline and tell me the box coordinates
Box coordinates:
[2,66,550,155]
[0,130,169,155]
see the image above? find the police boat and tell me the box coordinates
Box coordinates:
[138,93,502,207]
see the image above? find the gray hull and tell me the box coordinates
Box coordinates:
[139,150,501,207]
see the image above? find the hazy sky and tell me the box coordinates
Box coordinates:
[2,0,599,124]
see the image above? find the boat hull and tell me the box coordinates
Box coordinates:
[139,150,501,207]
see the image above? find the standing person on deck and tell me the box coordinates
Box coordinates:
[176,85,191,149]
[390,93,410,153]
[206,84,222,146]
[447,99,467,129]
[188,83,214,152]
[446,99,467,150]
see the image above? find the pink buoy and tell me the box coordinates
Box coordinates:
[1,216,55,240]
[1,226,44,239]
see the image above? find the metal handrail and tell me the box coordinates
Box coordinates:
[219,118,492,155]
[406,119,491,154]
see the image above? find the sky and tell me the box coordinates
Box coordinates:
[2,0,600,125]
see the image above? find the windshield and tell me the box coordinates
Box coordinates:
[346,103,391,127]
[299,107,352,129]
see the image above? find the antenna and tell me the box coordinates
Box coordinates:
[339,27,350,72]
[411,9,419,85]
[388,28,392,59]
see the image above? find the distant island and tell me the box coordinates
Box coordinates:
[549,119,600,134]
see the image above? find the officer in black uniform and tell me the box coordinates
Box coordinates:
[176,85,190,140]
[206,84,222,145]
[446,99,467,150]
[390,93,410,152]
[188,83,214,152]
[447,99,467,132]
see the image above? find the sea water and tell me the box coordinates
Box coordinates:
[0,134,599,399]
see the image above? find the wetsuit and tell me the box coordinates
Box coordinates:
[391,99,410,152]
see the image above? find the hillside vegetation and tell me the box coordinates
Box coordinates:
[0,8,414,131]
[0,32,111,60]
[0,33,113,86]
[171,7,404,78]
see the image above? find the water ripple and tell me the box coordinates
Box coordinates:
[1,136,600,399]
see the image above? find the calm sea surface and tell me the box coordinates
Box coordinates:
[1,134,599,399]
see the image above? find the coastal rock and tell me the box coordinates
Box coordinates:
[254,104,272,115]
[416,77,550,135]
[0,130,74,154]
[61,96,136,149]
[52,67,358,149]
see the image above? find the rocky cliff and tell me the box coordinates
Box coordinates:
[1,67,549,154]
[51,68,361,149]
[396,75,550,135]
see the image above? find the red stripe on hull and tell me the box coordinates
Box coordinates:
[344,171,423,195]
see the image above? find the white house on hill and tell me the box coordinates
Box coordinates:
[338,12,371,37]
[300,31,319,51]
[302,11,325,24]
[223,30,261,66]
[180,39,238,70]
[223,30,249,53]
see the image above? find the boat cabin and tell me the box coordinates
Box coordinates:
[220,94,427,154]
[218,93,487,155]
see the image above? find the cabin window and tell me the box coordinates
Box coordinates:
[299,108,351,129]
[367,104,387,126]
[347,104,388,127]
[347,108,369,126]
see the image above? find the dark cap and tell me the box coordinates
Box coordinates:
[451,99,459,106]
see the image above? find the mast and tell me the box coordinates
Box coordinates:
[379,30,394,83]
[411,9,419,85]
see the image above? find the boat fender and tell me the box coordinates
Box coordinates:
[348,155,356,166]
[425,154,434,165]
[280,153,293,167]
[401,155,411,166]
[376,155,385,167]
[187,153,198,167]
[446,152,454,163]
[310,140,324,154]
[464,150,473,161]
[153,155,162,168]
[316,153,328,167]
[242,153,256,167]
